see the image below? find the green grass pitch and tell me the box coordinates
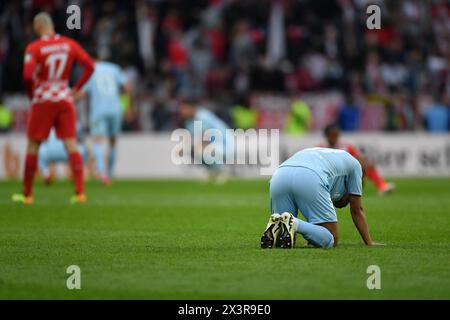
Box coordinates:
[0,178,449,299]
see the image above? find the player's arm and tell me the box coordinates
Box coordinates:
[346,158,382,246]
[71,41,94,93]
[349,195,374,246]
[23,46,37,99]
[72,77,90,102]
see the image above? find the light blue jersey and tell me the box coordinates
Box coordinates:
[185,108,232,171]
[185,109,229,137]
[270,147,362,224]
[280,147,363,200]
[83,61,125,136]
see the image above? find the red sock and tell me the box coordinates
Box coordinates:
[366,167,386,190]
[69,152,84,194]
[23,154,38,196]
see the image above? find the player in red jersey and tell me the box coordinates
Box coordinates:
[321,124,395,196]
[12,13,94,204]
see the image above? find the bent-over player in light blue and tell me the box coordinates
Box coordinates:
[78,59,131,184]
[38,129,88,184]
[178,99,233,183]
[261,147,381,249]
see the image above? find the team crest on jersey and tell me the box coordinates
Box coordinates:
[24,53,32,63]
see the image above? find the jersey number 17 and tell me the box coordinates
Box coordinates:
[45,53,68,80]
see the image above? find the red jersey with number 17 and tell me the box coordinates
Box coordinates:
[23,34,94,105]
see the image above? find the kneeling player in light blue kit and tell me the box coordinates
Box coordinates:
[261,147,381,249]
[38,129,88,184]
[178,99,233,184]
[76,56,131,185]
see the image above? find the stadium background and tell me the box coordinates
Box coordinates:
[0,0,449,180]
[0,0,449,179]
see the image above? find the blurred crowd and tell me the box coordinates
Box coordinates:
[0,0,449,133]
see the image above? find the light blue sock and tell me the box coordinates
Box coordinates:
[108,148,116,178]
[295,218,334,248]
[38,156,49,178]
[93,143,106,175]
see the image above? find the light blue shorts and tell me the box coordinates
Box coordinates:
[39,141,88,164]
[90,113,122,137]
[269,166,337,224]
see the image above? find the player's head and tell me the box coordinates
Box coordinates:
[33,12,55,36]
[178,97,198,121]
[324,123,340,147]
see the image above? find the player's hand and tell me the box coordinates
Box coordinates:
[72,89,83,101]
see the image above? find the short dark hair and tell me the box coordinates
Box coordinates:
[323,123,340,136]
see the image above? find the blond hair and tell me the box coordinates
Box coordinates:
[33,12,54,31]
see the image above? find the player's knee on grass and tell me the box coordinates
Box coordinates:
[306,231,334,248]
[319,221,338,248]
[332,235,338,247]
[297,219,335,248]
